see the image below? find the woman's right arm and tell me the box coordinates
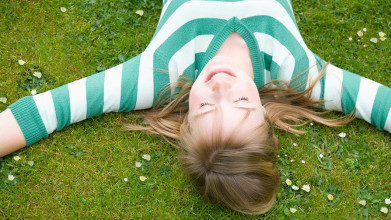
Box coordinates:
[0,109,26,157]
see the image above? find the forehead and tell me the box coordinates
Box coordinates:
[190,106,265,140]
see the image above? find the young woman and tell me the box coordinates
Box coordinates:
[1,0,390,214]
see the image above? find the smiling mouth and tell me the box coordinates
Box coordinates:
[205,68,236,82]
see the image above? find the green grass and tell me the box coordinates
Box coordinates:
[0,0,390,218]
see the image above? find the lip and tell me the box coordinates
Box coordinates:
[205,68,236,82]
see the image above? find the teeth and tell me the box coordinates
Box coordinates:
[211,72,230,79]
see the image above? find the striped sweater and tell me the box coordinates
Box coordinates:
[9,0,391,146]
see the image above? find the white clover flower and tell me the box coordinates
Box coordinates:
[290,208,297,213]
[60,7,67,12]
[319,154,324,158]
[348,37,353,41]
[380,207,388,214]
[357,31,363,37]
[285,179,292,186]
[359,200,366,206]
[292,185,299,191]
[135,162,142,167]
[28,161,34,166]
[33,71,42,78]
[380,37,386,41]
[379,32,386,37]
[338,132,346,138]
[142,154,151,161]
[14,156,20,161]
[139,176,147,181]
[385,198,391,205]
[363,28,367,32]
[327,194,334,201]
[0,97,7,104]
[370,38,378,43]
[31,90,37,95]
[124,178,128,182]
[293,143,298,147]
[301,160,305,164]
[8,174,15,181]
[18,60,25,65]
[136,10,144,16]
[302,185,311,192]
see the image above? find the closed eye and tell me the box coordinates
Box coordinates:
[235,96,249,102]
[199,102,211,107]
[200,96,249,108]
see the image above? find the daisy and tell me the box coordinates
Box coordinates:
[290,159,295,163]
[301,185,311,192]
[380,207,388,214]
[363,28,367,32]
[31,90,37,95]
[357,31,363,37]
[136,10,144,16]
[385,198,391,205]
[135,162,142,167]
[60,7,67,12]
[0,97,7,104]
[301,160,305,164]
[18,60,25,65]
[142,154,151,161]
[363,44,368,48]
[380,37,386,41]
[370,38,378,43]
[327,194,334,201]
[33,71,42,78]
[319,154,324,158]
[310,122,314,126]
[28,161,34,166]
[338,132,346,138]
[358,200,366,206]
[293,143,298,147]
[14,156,20,161]
[290,208,297,213]
[292,185,299,191]
[139,176,147,181]
[124,178,128,182]
[379,32,386,37]
[348,37,353,41]
[8,174,15,181]
[285,179,292,186]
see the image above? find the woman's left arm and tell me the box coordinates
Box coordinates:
[0,109,27,157]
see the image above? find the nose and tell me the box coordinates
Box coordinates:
[212,77,232,94]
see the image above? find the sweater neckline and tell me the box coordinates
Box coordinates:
[197,17,264,88]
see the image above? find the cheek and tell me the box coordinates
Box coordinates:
[239,80,261,101]
[188,84,205,111]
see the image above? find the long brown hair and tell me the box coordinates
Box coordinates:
[127,62,354,214]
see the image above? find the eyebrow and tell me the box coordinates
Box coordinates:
[193,106,257,119]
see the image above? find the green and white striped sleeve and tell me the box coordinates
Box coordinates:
[8,54,145,146]
[311,56,391,133]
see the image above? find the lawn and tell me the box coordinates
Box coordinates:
[0,0,390,218]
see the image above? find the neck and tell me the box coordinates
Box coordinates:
[214,32,254,80]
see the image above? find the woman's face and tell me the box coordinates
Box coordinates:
[188,55,266,140]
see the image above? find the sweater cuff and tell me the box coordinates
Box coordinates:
[8,96,48,146]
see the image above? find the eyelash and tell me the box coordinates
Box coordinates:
[199,96,249,107]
